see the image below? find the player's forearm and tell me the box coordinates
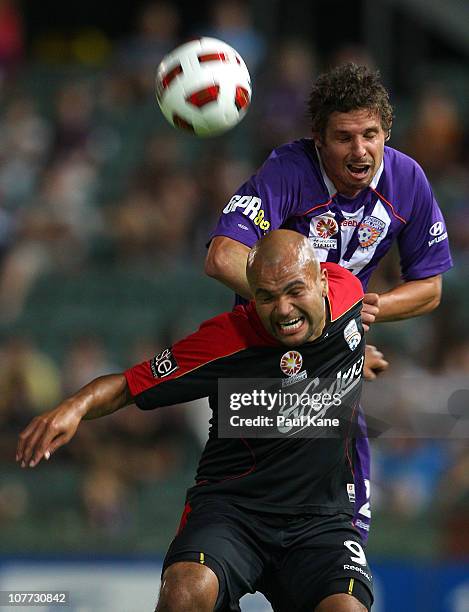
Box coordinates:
[376,275,442,321]
[205,236,252,299]
[17,374,134,468]
[74,374,133,420]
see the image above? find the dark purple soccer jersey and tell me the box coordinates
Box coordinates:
[209,138,453,543]
[210,139,452,291]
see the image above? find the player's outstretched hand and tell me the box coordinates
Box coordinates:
[361,293,380,331]
[16,400,83,468]
[364,344,389,380]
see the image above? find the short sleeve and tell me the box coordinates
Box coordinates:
[209,155,300,248]
[124,312,250,410]
[398,166,453,280]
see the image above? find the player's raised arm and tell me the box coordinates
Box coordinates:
[16,373,133,469]
[205,236,252,298]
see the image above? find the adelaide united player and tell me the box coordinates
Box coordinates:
[18,231,374,611]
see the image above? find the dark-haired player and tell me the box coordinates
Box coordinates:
[205,62,453,542]
[18,231,374,611]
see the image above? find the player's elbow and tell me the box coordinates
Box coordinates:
[426,292,441,313]
[204,249,222,280]
[205,241,230,280]
[427,276,442,311]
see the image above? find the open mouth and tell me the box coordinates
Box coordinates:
[276,316,305,335]
[346,163,371,178]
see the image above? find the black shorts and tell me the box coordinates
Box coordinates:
[162,498,373,611]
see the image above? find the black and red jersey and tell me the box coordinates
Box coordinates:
[125,263,364,516]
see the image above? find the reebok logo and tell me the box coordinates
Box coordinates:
[343,565,371,582]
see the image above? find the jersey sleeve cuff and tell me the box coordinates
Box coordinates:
[206,232,258,250]
[123,368,140,399]
[402,259,453,281]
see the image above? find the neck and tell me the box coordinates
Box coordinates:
[337,185,364,198]
[307,299,328,343]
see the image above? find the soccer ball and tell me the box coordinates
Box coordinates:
[155,37,251,137]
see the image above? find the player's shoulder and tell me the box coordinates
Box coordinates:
[197,308,248,342]
[321,262,363,321]
[383,146,429,185]
[197,304,274,349]
[262,138,318,175]
[269,138,315,160]
[258,139,326,204]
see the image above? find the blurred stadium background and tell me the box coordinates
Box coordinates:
[0,0,468,610]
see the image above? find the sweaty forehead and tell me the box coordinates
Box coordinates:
[251,258,312,290]
[327,109,382,132]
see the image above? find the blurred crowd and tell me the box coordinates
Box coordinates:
[0,0,468,557]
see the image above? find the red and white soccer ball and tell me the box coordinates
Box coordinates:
[156,37,251,137]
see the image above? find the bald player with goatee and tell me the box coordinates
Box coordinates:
[18,231,374,612]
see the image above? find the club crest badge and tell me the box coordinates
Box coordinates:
[358,215,386,248]
[344,319,361,351]
[280,350,303,377]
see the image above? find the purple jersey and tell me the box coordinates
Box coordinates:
[211,139,452,290]
[209,138,453,543]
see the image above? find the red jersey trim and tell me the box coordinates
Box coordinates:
[296,189,407,226]
[176,502,192,535]
[124,345,247,398]
[124,308,275,398]
[294,196,335,216]
[371,188,407,224]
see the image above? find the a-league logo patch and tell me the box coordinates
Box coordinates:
[310,214,338,249]
[280,350,303,377]
[358,215,386,248]
[316,217,338,238]
[150,348,179,379]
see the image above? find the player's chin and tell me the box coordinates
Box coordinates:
[278,335,307,348]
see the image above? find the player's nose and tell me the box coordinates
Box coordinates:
[350,137,367,159]
[275,296,294,318]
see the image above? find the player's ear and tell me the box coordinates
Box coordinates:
[312,131,323,148]
[320,269,328,297]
